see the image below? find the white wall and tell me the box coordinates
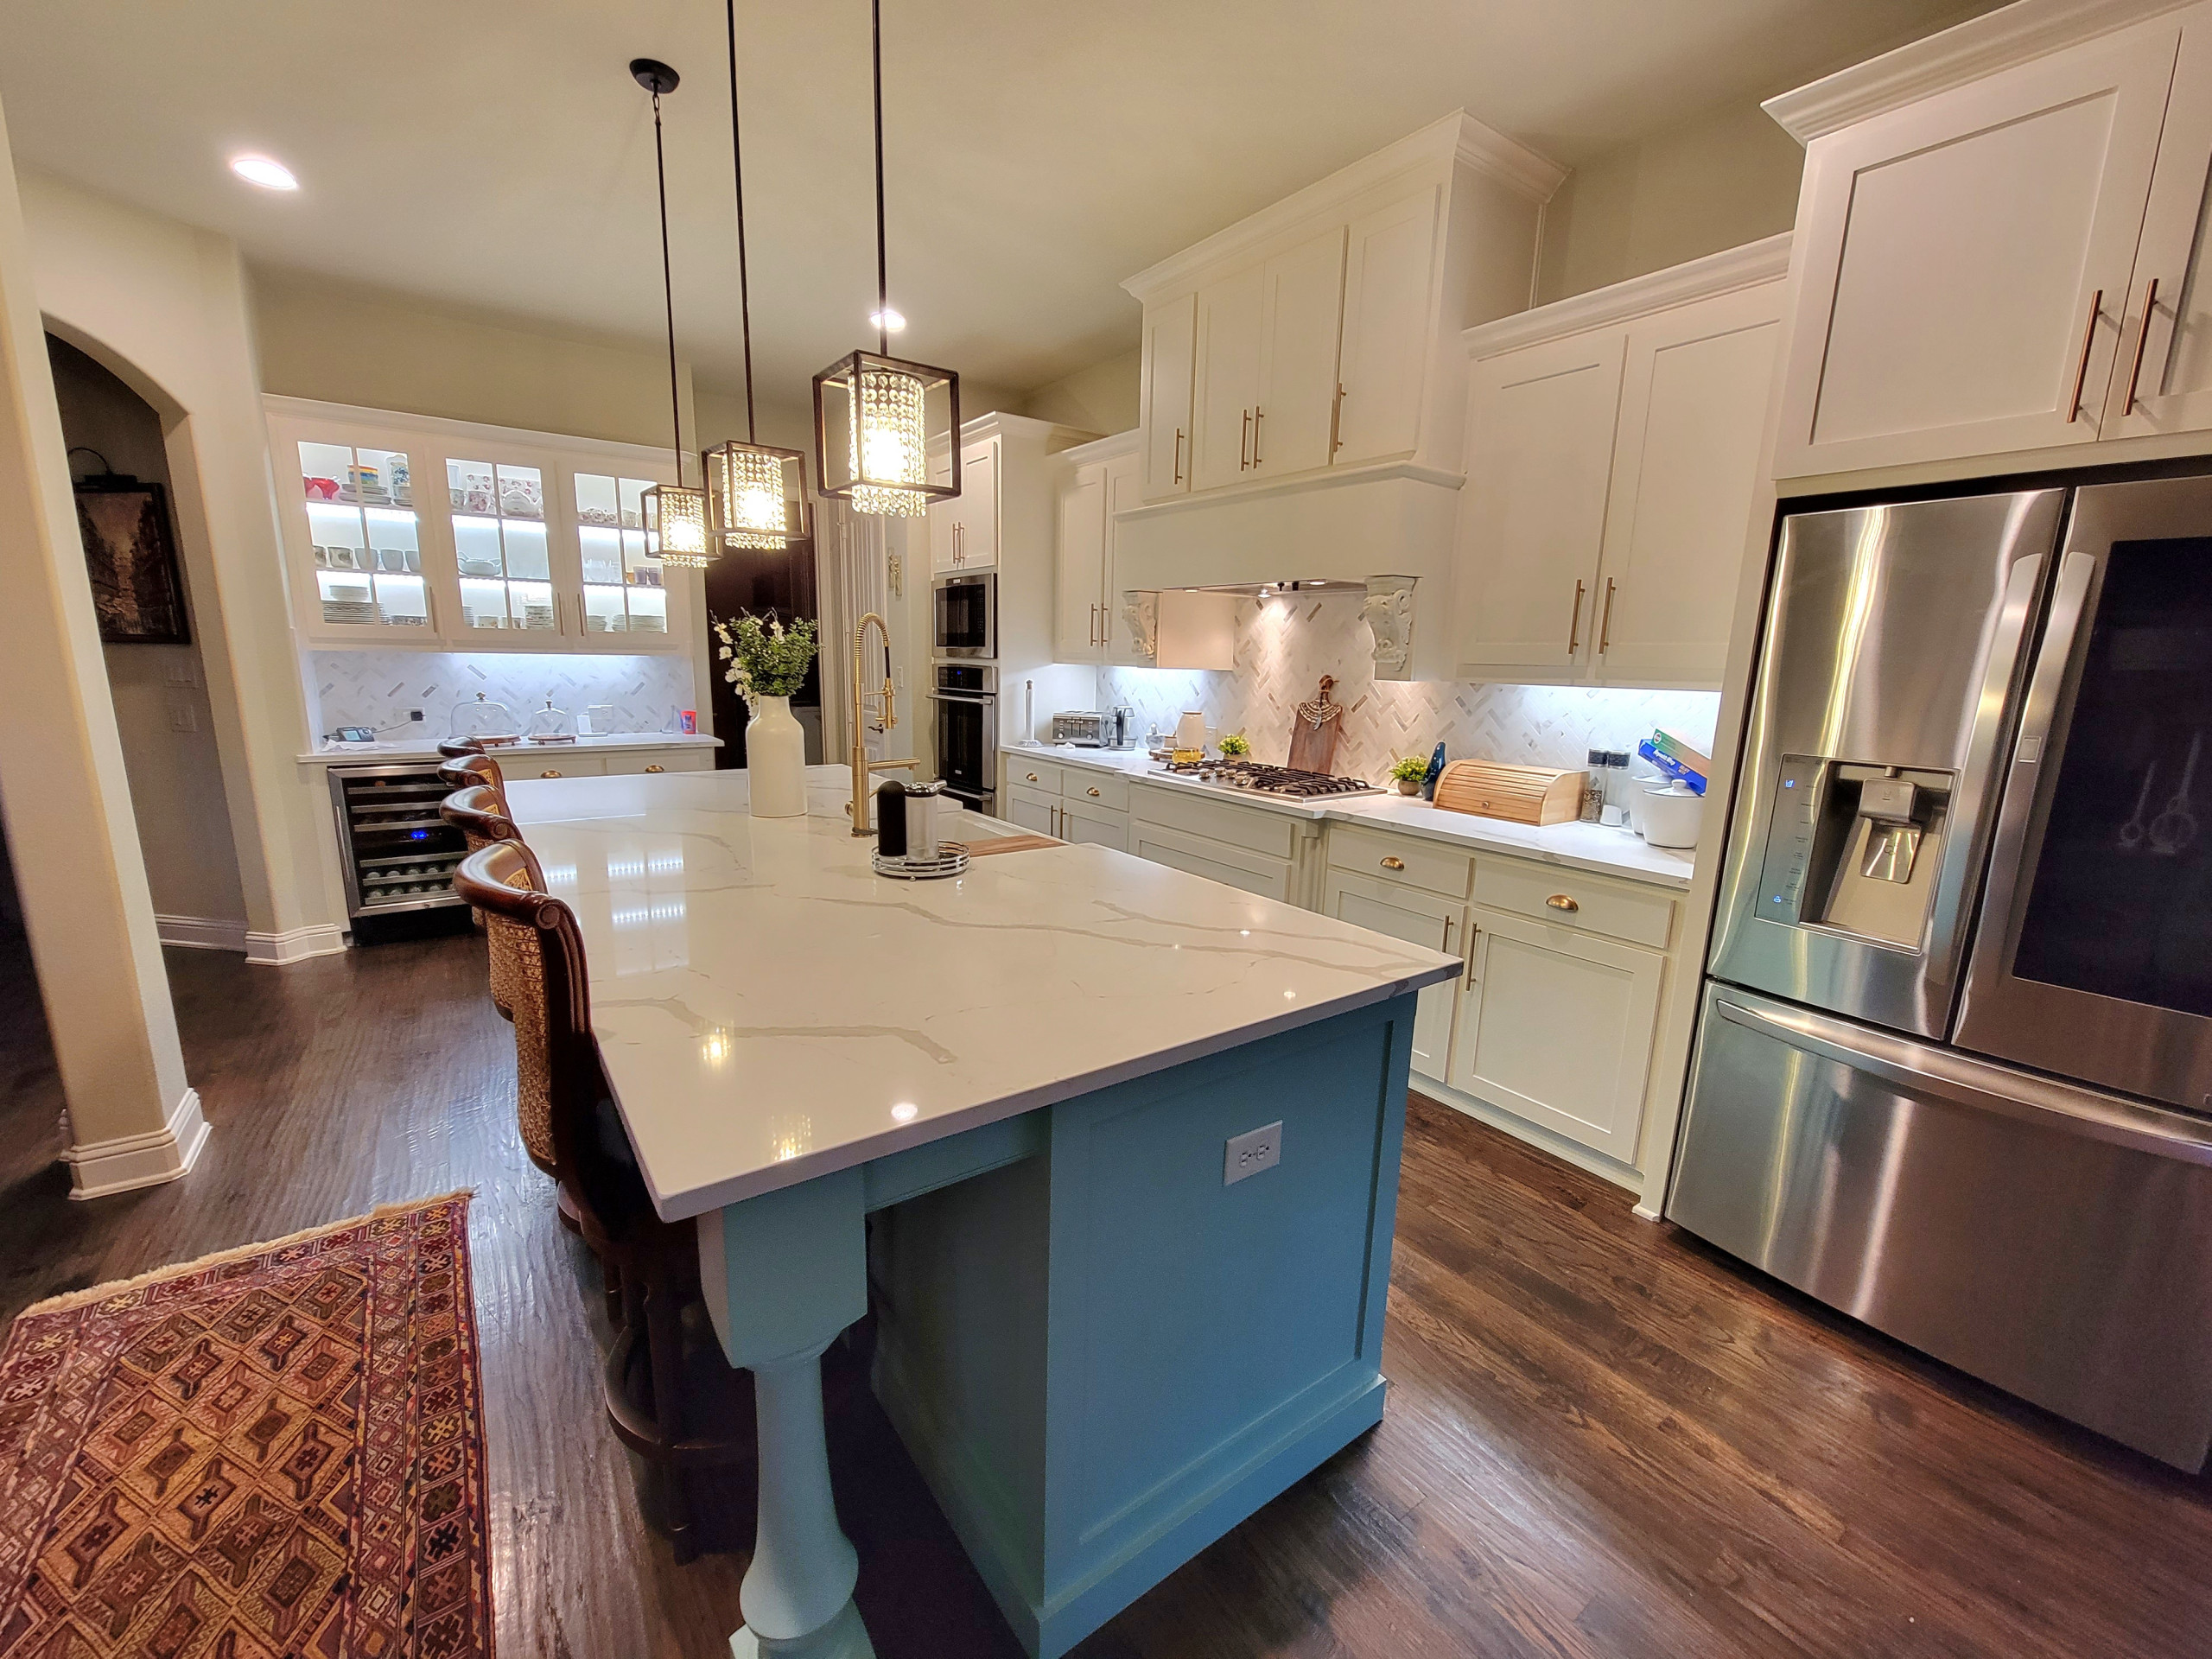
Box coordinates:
[47,334,247,937]
[1021,348,1137,437]
[21,165,341,959]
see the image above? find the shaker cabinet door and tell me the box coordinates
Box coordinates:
[1592,283,1782,689]
[1448,907,1663,1166]
[1771,17,2182,477]
[1254,226,1348,479]
[1321,871,1461,1081]
[1452,330,1624,678]
[1101,450,1147,665]
[2103,2,2212,439]
[1192,265,1267,493]
[1055,467,1107,664]
[1335,188,1440,467]
[1141,296,1198,500]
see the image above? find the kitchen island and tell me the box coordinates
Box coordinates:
[505,767,1459,1659]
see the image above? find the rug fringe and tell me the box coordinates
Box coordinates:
[19,1188,476,1318]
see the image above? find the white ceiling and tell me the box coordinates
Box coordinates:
[1,0,1994,401]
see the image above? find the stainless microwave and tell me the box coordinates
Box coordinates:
[932,569,996,659]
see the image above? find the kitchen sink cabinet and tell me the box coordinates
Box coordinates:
[1447,905,1665,1167]
[1320,868,1460,1078]
[1769,2,2212,477]
[268,397,690,654]
[1452,241,1785,690]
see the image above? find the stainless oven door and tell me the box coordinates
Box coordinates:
[930,690,996,812]
[1957,474,2212,1111]
[932,572,996,659]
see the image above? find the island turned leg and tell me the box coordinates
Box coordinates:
[697,1168,874,1659]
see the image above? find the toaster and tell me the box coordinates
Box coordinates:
[1051,710,1107,747]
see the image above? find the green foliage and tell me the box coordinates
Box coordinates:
[713,612,819,702]
[1216,732,1251,757]
[1388,755,1431,784]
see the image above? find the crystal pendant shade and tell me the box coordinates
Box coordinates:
[642,481,712,569]
[705,441,809,550]
[812,349,961,514]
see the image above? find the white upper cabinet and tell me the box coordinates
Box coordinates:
[1454,329,1625,677]
[1140,296,1197,501]
[2104,5,2212,437]
[1769,3,2202,477]
[930,436,1000,573]
[1336,188,1442,466]
[1452,238,1787,690]
[1251,226,1348,478]
[1053,467,1107,664]
[1101,448,1145,664]
[1192,264,1268,493]
[1593,284,1783,686]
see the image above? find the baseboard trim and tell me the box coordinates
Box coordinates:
[1412,1073,1643,1196]
[63,1087,211,1200]
[156,914,249,953]
[245,924,347,966]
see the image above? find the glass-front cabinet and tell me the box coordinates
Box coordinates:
[268,397,690,653]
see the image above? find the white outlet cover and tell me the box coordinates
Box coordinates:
[1224,1121,1281,1185]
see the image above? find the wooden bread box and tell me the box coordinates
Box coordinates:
[1432,760,1587,826]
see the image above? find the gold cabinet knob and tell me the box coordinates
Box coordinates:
[540,770,563,779]
[1087,786,1101,798]
[1545,893,1580,912]
[1026,772,1039,783]
[1381,857,1405,870]
[645,764,665,773]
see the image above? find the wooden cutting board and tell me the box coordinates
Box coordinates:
[1433,760,1587,825]
[1287,677,1344,775]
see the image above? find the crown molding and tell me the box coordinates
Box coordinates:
[1122,111,1565,304]
[1463,233,1792,360]
[1765,0,2195,142]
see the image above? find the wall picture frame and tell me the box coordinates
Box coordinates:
[73,474,188,645]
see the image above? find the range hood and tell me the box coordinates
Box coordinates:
[1112,461,1461,680]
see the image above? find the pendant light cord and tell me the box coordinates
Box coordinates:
[726,0,757,443]
[650,88,686,486]
[872,0,890,357]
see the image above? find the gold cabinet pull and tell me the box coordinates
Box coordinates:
[1599,576,1618,655]
[1567,579,1586,653]
[1026,772,1039,783]
[1241,408,1252,470]
[540,770,563,779]
[1545,893,1580,912]
[1087,786,1102,798]
[645,764,665,773]
[2067,288,2104,423]
[1252,404,1264,466]
[1330,383,1344,455]
[1381,856,1406,870]
[1173,426,1185,483]
[2123,275,2161,415]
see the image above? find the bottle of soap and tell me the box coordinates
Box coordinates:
[1580,751,1606,823]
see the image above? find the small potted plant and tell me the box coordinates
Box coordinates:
[1388,756,1429,796]
[715,612,819,819]
[1217,732,1251,759]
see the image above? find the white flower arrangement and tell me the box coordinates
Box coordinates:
[711,612,819,712]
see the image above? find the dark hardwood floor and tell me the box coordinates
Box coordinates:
[3,922,2209,1657]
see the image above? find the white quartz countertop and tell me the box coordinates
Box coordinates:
[296,732,723,766]
[1004,744,1699,889]
[505,766,1460,1220]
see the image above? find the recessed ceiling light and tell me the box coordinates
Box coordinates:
[869,307,906,333]
[230,154,298,191]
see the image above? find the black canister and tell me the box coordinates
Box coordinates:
[875,779,909,858]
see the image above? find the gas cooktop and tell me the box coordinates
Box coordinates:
[1162,760,1382,799]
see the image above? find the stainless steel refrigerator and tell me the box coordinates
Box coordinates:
[1669,475,2212,1469]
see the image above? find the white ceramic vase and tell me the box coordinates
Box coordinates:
[747,694,808,819]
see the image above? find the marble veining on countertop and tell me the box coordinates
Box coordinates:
[1004,743,1698,888]
[296,732,723,766]
[507,769,1460,1219]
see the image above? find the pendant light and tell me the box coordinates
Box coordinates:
[704,0,810,552]
[630,57,713,569]
[811,0,961,518]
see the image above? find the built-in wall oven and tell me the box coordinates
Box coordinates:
[1672,475,2212,1471]
[932,569,996,659]
[930,663,996,815]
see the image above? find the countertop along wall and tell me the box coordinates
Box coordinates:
[308,650,696,741]
[1098,592,1719,783]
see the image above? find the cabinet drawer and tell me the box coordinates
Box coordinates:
[1066,770,1130,812]
[1130,823,1294,901]
[1471,857,1675,950]
[1059,798,1129,852]
[1008,758,1065,797]
[602,749,712,775]
[1130,783,1298,860]
[1327,824,1471,899]
[524,755,606,779]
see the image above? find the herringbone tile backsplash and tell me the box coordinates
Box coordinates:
[1098,593,1721,782]
[308,650,697,740]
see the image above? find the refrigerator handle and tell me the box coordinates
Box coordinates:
[2009,550,2098,768]
[1711,992,2212,1165]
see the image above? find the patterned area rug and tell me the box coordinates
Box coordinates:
[0,1193,492,1657]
